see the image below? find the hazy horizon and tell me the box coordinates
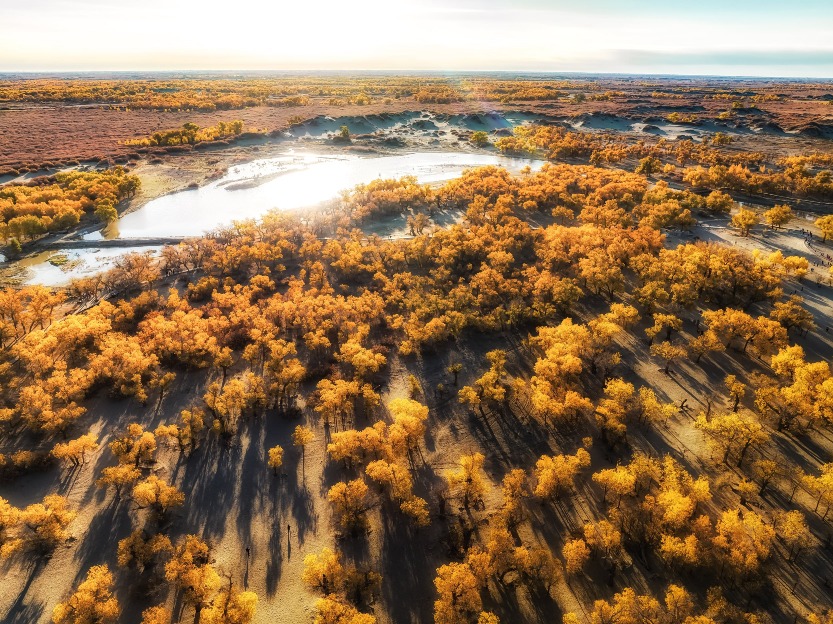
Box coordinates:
[2,69,832,81]
[2,0,832,78]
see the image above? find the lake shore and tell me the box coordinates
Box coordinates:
[2,145,543,285]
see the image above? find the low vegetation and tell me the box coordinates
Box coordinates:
[124,120,245,147]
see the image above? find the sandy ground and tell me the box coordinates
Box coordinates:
[3,208,833,623]
[2,98,833,621]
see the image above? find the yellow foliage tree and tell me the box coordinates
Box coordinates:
[694,411,769,467]
[164,535,221,620]
[433,562,484,624]
[52,433,98,466]
[140,605,171,624]
[773,509,813,562]
[328,479,371,531]
[267,445,284,475]
[731,207,759,236]
[445,452,487,508]
[117,529,173,572]
[52,565,119,624]
[313,595,376,624]
[132,476,185,515]
[562,538,590,575]
[293,425,316,473]
[593,465,637,507]
[712,508,774,577]
[762,204,793,229]
[303,547,347,595]
[583,520,623,567]
[97,464,142,498]
[201,582,258,624]
[533,448,590,499]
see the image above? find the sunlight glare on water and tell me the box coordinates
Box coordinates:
[19,151,543,285]
[97,151,543,239]
[19,247,162,287]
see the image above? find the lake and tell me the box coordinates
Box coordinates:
[19,150,543,285]
[91,150,542,240]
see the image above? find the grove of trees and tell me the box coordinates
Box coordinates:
[1,156,832,624]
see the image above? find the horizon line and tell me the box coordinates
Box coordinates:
[2,68,833,81]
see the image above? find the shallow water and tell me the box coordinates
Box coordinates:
[17,247,161,287]
[94,150,542,240]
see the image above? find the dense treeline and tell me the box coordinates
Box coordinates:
[494,124,767,169]
[495,124,833,200]
[0,76,819,112]
[0,78,350,111]
[683,162,833,199]
[2,161,833,623]
[0,77,610,110]
[124,120,245,147]
[0,168,140,243]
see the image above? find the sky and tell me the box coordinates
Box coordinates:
[1,0,833,77]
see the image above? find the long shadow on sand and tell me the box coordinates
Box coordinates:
[234,415,269,556]
[176,435,243,541]
[377,508,436,624]
[72,496,134,584]
[2,559,46,624]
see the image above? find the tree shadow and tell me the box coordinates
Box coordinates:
[286,454,318,547]
[2,558,46,624]
[483,579,562,624]
[177,435,243,541]
[377,507,437,624]
[264,518,284,596]
[72,495,133,583]
[234,415,269,557]
[264,462,286,597]
[56,463,84,496]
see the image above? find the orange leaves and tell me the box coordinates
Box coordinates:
[444,453,487,509]
[138,307,220,368]
[0,494,76,558]
[326,398,430,527]
[132,475,185,514]
[267,446,284,473]
[712,509,775,576]
[123,120,245,147]
[433,562,484,624]
[0,169,139,243]
[90,332,159,402]
[694,412,769,468]
[533,448,591,499]
[327,479,371,531]
[52,433,98,466]
[52,565,120,624]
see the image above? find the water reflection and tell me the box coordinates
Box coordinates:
[96,151,542,239]
[18,247,161,287]
[18,150,542,284]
